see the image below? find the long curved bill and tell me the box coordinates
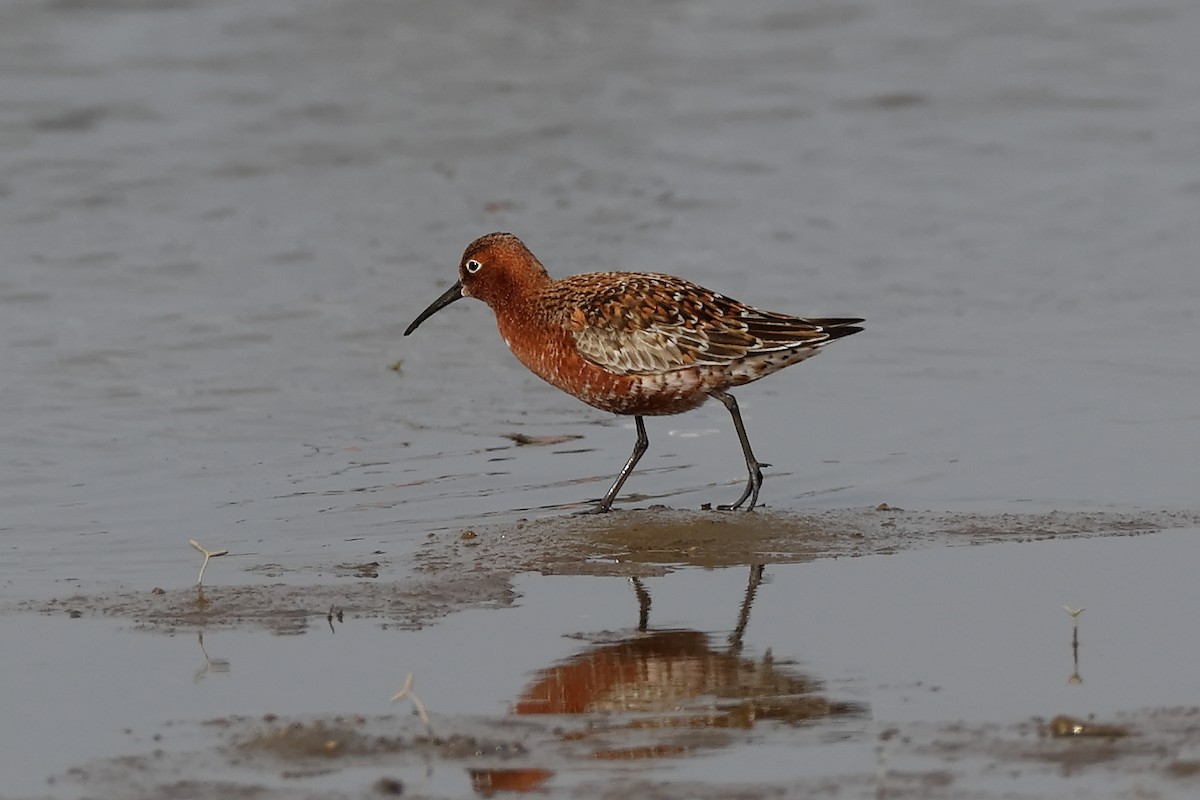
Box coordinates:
[404,281,464,336]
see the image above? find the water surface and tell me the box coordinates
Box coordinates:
[2,0,1198,797]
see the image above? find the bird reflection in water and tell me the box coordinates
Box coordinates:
[470,566,865,793]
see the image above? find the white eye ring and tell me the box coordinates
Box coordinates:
[465,259,482,274]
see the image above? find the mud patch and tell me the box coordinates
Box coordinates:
[54,714,547,800]
[48,707,1200,799]
[17,508,1199,633]
[416,506,1200,577]
[16,573,516,634]
[872,707,1200,799]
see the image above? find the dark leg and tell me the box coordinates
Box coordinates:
[580,415,649,514]
[728,564,765,654]
[629,577,652,632]
[710,390,768,511]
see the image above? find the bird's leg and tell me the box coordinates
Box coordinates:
[629,576,652,632]
[728,564,765,653]
[580,415,649,514]
[710,390,768,511]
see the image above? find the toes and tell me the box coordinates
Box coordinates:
[575,504,612,515]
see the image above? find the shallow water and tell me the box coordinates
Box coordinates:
[5,529,1200,798]
[2,0,1199,797]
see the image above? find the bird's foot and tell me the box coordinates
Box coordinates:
[716,462,768,511]
[575,503,614,516]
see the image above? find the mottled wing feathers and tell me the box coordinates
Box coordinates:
[548,272,861,376]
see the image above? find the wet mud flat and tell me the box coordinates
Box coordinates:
[413,505,1200,577]
[16,572,518,636]
[16,506,1200,630]
[10,509,1200,799]
[43,707,1200,800]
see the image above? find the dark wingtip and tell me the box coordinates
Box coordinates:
[818,318,864,341]
[828,325,863,340]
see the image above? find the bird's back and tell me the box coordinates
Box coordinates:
[541,271,862,387]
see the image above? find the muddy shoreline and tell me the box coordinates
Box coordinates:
[9,511,1200,799]
[18,507,1200,632]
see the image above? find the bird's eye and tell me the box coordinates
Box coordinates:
[465,259,482,274]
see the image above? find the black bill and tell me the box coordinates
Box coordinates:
[404,281,464,336]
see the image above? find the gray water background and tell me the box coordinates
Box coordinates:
[4,1,1198,592]
[2,0,1199,795]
